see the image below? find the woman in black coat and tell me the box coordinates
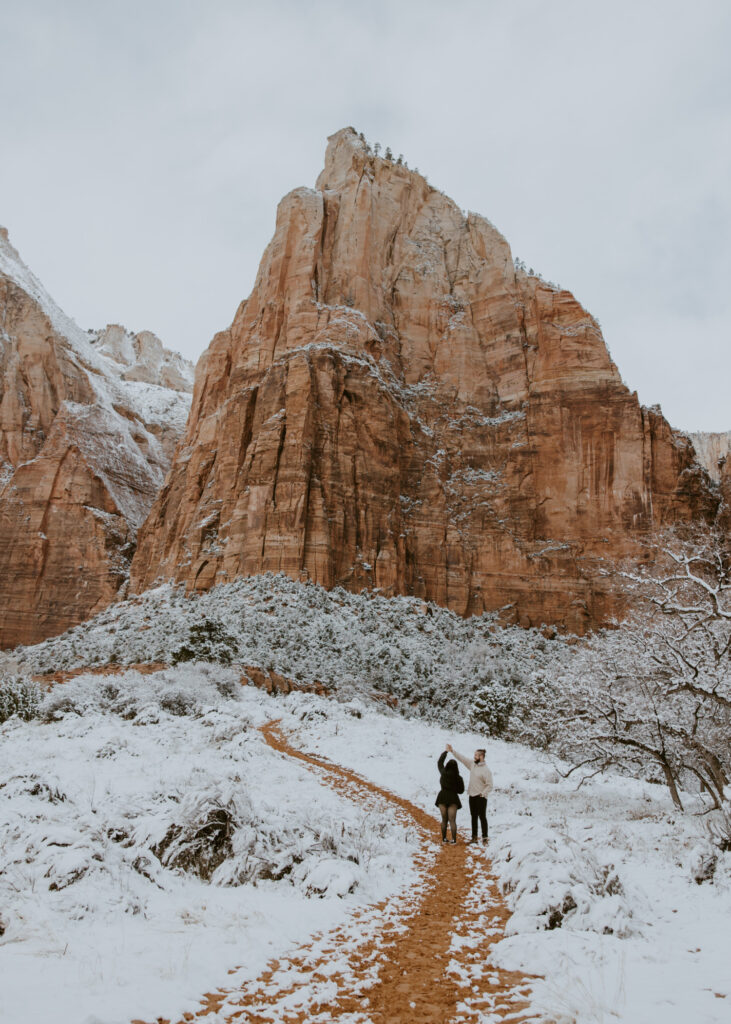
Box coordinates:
[435,750,464,843]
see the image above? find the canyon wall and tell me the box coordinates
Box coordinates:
[688,431,731,483]
[129,129,715,631]
[0,228,193,648]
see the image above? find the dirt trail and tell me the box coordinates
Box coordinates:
[133,721,540,1024]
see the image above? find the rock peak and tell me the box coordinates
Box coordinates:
[316,126,368,190]
[315,126,428,195]
[130,130,716,630]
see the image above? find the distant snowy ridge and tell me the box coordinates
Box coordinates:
[0,222,193,508]
[0,226,93,357]
[0,226,195,647]
[90,323,194,394]
[0,226,194,397]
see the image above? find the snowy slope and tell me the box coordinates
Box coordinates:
[290,693,731,1024]
[0,671,418,1024]
[15,573,570,748]
[0,227,94,357]
[0,227,193,403]
[0,669,728,1024]
[0,225,192,479]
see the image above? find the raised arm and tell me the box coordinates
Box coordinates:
[438,750,448,770]
[450,748,474,771]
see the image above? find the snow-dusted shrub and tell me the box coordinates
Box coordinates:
[688,841,718,884]
[491,822,636,937]
[470,680,515,736]
[0,772,67,804]
[18,576,574,738]
[468,663,566,747]
[171,619,240,666]
[152,788,240,881]
[41,664,243,724]
[300,858,358,897]
[0,675,41,722]
[706,801,731,853]
[505,672,567,750]
[145,777,396,893]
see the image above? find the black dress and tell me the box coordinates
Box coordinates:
[435,751,463,809]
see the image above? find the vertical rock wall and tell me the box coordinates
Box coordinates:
[129,129,715,631]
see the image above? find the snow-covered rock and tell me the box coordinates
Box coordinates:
[688,429,731,482]
[91,323,193,394]
[0,227,194,648]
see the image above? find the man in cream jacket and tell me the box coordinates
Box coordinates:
[446,743,493,843]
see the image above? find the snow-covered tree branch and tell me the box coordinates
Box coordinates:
[558,530,731,812]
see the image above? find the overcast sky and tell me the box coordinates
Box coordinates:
[2,0,729,431]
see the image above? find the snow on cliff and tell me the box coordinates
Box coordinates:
[689,430,731,482]
[0,226,195,646]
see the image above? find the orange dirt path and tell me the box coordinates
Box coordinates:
[132,720,540,1024]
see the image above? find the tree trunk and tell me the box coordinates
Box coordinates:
[658,756,684,810]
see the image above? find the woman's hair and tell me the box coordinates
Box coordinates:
[445,758,459,774]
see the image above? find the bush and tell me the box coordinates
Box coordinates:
[470,680,514,736]
[40,665,243,724]
[171,620,240,665]
[153,791,239,880]
[688,842,718,884]
[492,822,635,937]
[707,801,731,853]
[0,676,41,723]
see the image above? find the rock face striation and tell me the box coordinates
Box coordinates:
[126,128,714,630]
[688,431,731,484]
[0,228,193,648]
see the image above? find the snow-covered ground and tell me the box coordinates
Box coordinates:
[290,693,731,1023]
[0,668,418,1024]
[1,661,729,1024]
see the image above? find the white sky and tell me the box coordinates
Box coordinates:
[1,0,729,431]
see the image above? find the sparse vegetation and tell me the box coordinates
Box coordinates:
[0,675,41,723]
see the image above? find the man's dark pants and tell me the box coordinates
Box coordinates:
[469,794,488,839]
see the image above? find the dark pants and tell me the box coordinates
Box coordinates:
[469,795,488,839]
[438,803,458,841]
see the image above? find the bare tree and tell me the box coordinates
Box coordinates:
[558,530,731,812]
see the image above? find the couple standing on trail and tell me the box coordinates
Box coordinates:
[435,743,493,845]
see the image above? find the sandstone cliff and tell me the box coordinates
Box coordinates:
[129,128,715,631]
[688,431,731,483]
[0,228,193,648]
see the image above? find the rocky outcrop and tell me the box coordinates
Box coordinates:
[129,128,715,631]
[0,228,193,648]
[717,456,731,534]
[91,324,193,396]
[688,431,731,483]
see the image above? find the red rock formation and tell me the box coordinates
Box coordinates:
[718,457,731,534]
[689,431,731,483]
[0,228,193,648]
[130,128,715,631]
